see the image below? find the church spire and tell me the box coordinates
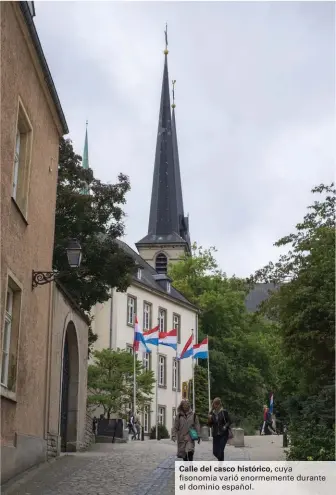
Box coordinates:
[82,120,89,170]
[136,25,190,254]
[81,121,89,194]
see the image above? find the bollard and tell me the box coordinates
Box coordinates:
[141,426,144,441]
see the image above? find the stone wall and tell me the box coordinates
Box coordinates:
[79,411,95,451]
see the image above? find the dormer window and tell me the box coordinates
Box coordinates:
[167,281,171,293]
[137,268,142,280]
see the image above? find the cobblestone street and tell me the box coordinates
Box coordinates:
[3,436,284,495]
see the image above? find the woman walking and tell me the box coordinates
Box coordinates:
[208,397,232,461]
[172,400,201,461]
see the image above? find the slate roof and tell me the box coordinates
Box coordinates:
[245,283,278,312]
[117,240,198,310]
[136,51,190,252]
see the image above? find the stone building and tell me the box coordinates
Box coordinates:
[91,43,199,435]
[1,2,90,483]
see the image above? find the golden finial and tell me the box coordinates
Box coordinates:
[164,23,169,55]
[172,80,176,108]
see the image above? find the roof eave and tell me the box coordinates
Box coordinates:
[19,2,69,135]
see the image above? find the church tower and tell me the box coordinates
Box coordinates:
[136,27,191,273]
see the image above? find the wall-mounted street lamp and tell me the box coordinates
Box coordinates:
[32,239,82,289]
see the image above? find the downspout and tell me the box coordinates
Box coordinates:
[109,288,113,349]
[44,281,54,439]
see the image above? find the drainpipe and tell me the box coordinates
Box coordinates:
[109,289,113,349]
[44,281,54,440]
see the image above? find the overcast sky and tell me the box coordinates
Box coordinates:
[35,1,335,277]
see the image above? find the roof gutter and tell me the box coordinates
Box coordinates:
[19,2,69,135]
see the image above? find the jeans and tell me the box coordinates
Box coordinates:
[213,434,228,461]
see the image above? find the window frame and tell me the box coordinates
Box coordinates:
[158,354,167,388]
[173,313,181,344]
[11,98,33,219]
[127,295,137,327]
[158,405,166,426]
[1,288,14,387]
[172,357,180,391]
[158,307,167,333]
[1,275,22,397]
[143,351,151,372]
[172,407,177,425]
[126,344,134,355]
[143,301,152,331]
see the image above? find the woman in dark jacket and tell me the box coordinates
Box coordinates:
[208,397,232,461]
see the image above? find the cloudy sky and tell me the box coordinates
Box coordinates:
[35,1,335,277]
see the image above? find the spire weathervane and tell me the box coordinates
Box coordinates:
[172,79,176,109]
[164,23,168,55]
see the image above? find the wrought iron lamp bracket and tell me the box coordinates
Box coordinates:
[32,270,57,289]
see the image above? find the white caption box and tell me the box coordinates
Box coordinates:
[175,461,335,494]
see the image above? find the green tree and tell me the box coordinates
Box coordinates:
[194,365,210,425]
[253,183,335,460]
[54,138,135,312]
[169,244,274,426]
[87,348,155,418]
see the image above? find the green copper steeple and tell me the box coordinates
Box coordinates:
[82,120,89,170]
[81,121,89,194]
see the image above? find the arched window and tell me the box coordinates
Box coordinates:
[156,253,168,274]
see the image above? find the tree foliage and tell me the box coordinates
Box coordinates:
[194,365,210,425]
[253,183,335,460]
[87,348,155,418]
[54,138,135,314]
[169,244,275,425]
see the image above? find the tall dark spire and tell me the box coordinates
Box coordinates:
[136,26,190,251]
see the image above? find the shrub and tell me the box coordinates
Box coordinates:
[149,424,170,440]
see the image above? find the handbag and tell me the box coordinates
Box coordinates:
[188,413,199,441]
[228,428,234,440]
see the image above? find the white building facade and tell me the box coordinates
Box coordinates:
[91,242,198,435]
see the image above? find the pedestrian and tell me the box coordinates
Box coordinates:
[260,404,268,435]
[129,412,137,440]
[263,407,277,435]
[208,397,232,461]
[135,416,141,440]
[172,399,201,461]
[92,416,98,435]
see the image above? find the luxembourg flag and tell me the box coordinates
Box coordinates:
[269,393,274,414]
[193,337,208,360]
[143,326,159,346]
[178,334,193,360]
[133,317,151,353]
[159,329,177,350]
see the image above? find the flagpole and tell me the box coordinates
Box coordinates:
[133,349,137,416]
[191,329,195,412]
[207,336,211,412]
[155,318,160,440]
[175,347,178,411]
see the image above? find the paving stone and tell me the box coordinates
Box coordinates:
[3,436,284,495]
